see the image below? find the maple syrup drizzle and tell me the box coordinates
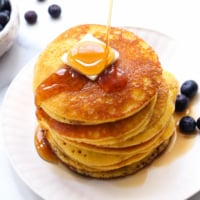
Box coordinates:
[34,127,58,163]
[34,0,128,162]
[66,0,115,76]
[35,66,88,105]
[35,64,128,106]
[35,0,128,104]
[34,1,198,182]
[105,0,113,59]
[97,64,127,92]
[67,40,109,76]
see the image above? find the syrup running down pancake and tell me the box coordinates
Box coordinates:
[34,24,162,125]
[33,24,178,179]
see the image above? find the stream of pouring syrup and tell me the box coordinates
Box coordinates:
[35,0,116,162]
[35,0,196,174]
[105,0,113,60]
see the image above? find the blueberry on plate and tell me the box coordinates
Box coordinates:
[24,10,37,24]
[179,116,196,134]
[175,94,189,112]
[181,80,198,98]
[48,4,61,19]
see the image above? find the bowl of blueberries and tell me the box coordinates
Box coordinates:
[0,0,19,57]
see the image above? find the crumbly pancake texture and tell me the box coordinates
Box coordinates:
[34,24,163,124]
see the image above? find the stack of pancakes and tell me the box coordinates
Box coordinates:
[33,24,178,179]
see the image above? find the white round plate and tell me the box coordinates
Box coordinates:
[1,28,200,200]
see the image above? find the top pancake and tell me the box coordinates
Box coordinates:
[33,24,162,124]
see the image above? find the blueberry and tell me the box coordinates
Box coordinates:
[197,117,200,129]
[0,0,11,11]
[48,4,61,19]
[24,11,37,24]
[181,80,198,98]
[0,0,5,10]
[0,0,10,31]
[179,116,196,133]
[3,9,11,17]
[0,23,3,31]
[175,94,189,112]
[0,11,10,26]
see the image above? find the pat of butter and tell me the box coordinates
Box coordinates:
[61,33,119,80]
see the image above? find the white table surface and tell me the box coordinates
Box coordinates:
[1,0,200,199]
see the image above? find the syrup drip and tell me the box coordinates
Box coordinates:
[35,66,88,105]
[34,0,198,182]
[105,0,113,57]
[97,64,127,92]
[36,64,128,105]
[34,127,58,163]
[66,0,115,76]
[35,0,127,103]
[67,41,110,76]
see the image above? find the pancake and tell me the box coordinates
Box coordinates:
[44,116,174,159]
[64,139,171,179]
[36,74,173,147]
[35,73,177,178]
[37,94,157,144]
[46,131,173,178]
[162,70,179,102]
[42,116,174,169]
[33,24,162,124]
[33,24,179,179]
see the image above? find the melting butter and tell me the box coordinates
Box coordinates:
[61,33,119,80]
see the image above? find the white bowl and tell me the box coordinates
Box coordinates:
[0,0,19,57]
